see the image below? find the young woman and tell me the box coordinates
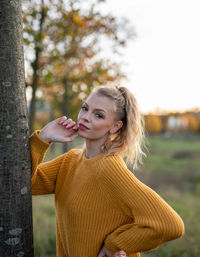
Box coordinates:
[30,86,184,257]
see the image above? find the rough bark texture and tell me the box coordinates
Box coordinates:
[0,0,34,256]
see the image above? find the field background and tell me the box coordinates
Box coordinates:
[32,134,200,257]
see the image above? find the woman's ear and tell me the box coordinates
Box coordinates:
[110,120,123,134]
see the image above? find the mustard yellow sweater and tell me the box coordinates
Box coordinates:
[30,131,184,257]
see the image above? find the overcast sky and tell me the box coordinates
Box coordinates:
[103,0,200,113]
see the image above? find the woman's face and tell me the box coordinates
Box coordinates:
[77,92,123,142]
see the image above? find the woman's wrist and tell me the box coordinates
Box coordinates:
[38,130,51,143]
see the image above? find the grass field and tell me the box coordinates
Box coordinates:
[32,133,200,257]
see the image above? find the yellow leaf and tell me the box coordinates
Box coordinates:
[41,34,47,40]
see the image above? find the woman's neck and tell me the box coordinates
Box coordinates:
[85,137,106,159]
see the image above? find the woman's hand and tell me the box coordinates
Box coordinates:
[38,116,78,143]
[97,244,126,257]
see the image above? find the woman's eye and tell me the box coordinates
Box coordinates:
[81,106,88,111]
[96,113,103,119]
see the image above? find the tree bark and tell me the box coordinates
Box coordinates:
[0,0,34,256]
[62,78,69,153]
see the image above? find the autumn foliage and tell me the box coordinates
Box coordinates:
[144,110,200,134]
[144,114,162,134]
[23,0,134,132]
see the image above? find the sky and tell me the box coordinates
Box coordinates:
[102,0,200,113]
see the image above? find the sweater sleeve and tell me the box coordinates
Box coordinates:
[100,156,184,253]
[30,131,67,195]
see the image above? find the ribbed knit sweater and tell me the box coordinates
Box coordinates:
[30,131,184,257]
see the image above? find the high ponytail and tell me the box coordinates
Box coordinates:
[94,85,146,170]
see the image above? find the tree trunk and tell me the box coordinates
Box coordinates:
[28,0,46,134]
[28,74,37,134]
[0,0,34,256]
[62,78,69,153]
[49,108,56,153]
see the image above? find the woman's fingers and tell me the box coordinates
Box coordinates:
[57,116,67,124]
[57,117,78,130]
[72,125,79,131]
[66,120,76,129]
[62,119,71,126]
[39,116,79,143]
[112,250,126,257]
[59,118,76,128]
[101,243,126,257]
[60,119,70,126]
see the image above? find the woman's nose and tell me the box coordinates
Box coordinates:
[82,111,90,121]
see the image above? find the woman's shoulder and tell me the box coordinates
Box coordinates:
[98,155,139,199]
[54,149,82,171]
[64,148,82,160]
[102,154,127,167]
[100,154,133,177]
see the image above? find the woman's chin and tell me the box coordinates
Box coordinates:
[78,130,87,138]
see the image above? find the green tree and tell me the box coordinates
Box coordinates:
[23,0,134,133]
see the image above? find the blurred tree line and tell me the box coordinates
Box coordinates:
[23,0,134,139]
[145,110,200,134]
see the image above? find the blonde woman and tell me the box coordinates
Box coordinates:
[30,86,184,257]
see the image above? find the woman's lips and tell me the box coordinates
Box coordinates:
[79,123,89,131]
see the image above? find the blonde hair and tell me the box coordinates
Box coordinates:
[94,85,146,169]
